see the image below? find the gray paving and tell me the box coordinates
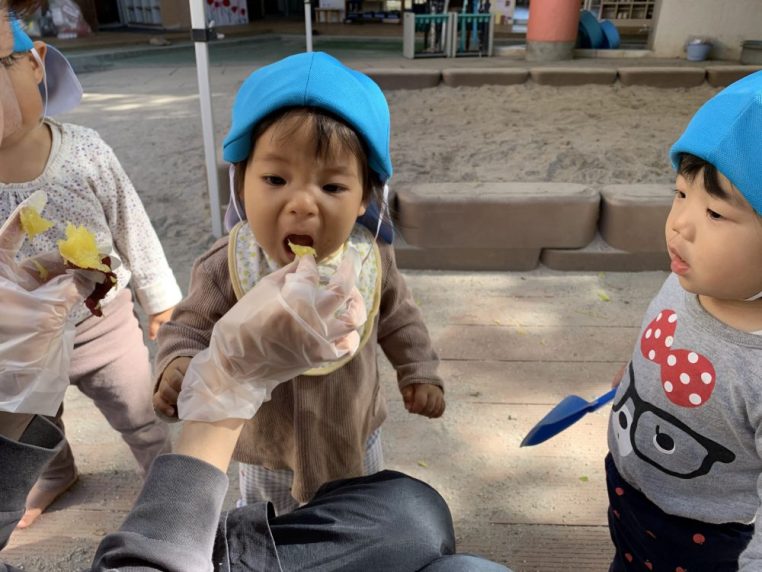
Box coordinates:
[4,267,667,571]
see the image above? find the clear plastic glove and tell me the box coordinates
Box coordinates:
[177,249,368,422]
[0,191,105,415]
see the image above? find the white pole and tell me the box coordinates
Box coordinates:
[305,0,313,51]
[190,0,224,238]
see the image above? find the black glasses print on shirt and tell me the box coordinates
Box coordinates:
[612,362,735,480]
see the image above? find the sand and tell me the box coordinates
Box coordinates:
[386,82,719,188]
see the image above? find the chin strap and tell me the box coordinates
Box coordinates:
[373,183,389,242]
[361,183,389,265]
[229,164,244,223]
[745,291,762,302]
[31,48,48,122]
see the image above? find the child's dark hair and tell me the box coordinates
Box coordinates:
[233,107,384,208]
[8,0,40,17]
[677,153,730,201]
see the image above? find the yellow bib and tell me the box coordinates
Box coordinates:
[227,222,381,375]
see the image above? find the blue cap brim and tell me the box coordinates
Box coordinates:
[42,45,83,116]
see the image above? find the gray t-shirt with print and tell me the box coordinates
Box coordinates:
[608,273,762,569]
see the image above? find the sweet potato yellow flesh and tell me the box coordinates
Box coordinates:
[19,206,54,239]
[58,224,110,272]
[288,241,317,257]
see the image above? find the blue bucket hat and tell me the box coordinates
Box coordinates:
[670,70,762,215]
[222,51,394,241]
[10,17,83,116]
[223,51,392,180]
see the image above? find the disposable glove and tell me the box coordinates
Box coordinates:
[0,191,108,415]
[177,248,367,422]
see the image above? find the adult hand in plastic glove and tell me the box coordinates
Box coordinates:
[177,249,367,422]
[0,191,105,417]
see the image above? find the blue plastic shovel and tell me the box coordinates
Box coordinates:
[520,387,618,447]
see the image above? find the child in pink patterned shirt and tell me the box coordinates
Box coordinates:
[0,18,180,527]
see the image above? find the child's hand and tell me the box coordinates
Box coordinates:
[153,356,191,419]
[611,363,627,388]
[401,383,445,418]
[148,306,175,341]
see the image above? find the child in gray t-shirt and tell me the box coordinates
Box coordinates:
[606,71,762,571]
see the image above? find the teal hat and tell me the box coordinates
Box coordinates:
[670,71,762,215]
[9,17,83,116]
[222,52,393,182]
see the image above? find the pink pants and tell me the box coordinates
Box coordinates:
[37,289,170,490]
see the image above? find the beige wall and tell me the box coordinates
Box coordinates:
[650,0,762,61]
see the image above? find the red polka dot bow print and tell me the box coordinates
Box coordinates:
[640,310,716,408]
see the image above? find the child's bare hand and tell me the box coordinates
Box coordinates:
[401,383,445,418]
[153,356,191,419]
[148,306,175,340]
[611,363,627,388]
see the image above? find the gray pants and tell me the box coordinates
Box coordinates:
[37,289,170,491]
[221,470,512,572]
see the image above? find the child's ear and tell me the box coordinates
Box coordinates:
[30,41,47,85]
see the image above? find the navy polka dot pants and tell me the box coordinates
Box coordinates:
[606,454,753,572]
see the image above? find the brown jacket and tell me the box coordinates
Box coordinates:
[155,236,442,501]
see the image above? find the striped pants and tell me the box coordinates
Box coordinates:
[238,428,383,515]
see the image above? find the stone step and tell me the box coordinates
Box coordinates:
[392,182,673,271]
[394,232,541,270]
[599,184,672,253]
[363,68,442,90]
[441,68,529,87]
[396,182,599,249]
[617,66,706,88]
[541,233,670,271]
[530,67,618,86]
[706,65,762,87]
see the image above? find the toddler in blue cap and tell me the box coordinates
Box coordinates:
[153,52,446,514]
[0,18,181,527]
[605,71,762,571]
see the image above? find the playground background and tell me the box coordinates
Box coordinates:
[0,33,728,571]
